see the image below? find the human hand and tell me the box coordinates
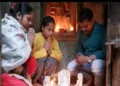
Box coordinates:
[47,49,52,55]
[89,55,96,62]
[27,28,35,47]
[14,65,23,74]
[75,55,88,65]
[43,37,51,51]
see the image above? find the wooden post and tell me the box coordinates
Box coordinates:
[106,18,112,86]
[106,44,112,86]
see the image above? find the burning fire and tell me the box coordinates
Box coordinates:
[55,24,60,33]
[52,16,74,32]
[70,26,74,31]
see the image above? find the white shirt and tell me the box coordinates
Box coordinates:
[1,13,31,72]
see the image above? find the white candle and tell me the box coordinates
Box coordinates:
[43,76,50,86]
[50,80,54,86]
[74,73,83,86]
[58,69,70,86]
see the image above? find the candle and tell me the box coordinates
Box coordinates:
[74,73,83,86]
[58,69,70,86]
[70,26,74,31]
[43,76,50,86]
[50,80,54,86]
[55,24,60,32]
[50,80,57,86]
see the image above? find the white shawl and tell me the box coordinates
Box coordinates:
[1,13,31,72]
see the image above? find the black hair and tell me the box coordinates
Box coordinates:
[40,16,55,32]
[78,8,93,23]
[9,2,33,19]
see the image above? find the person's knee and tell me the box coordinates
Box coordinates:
[67,60,77,72]
[47,57,58,65]
[91,59,106,73]
[45,57,58,71]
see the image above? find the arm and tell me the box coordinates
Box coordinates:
[93,34,106,60]
[76,30,85,55]
[90,26,106,60]
[2,25,31,72]
[32,34,48,59]
[50,39,62,61]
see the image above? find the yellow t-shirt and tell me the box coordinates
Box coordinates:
[32,32,62,61]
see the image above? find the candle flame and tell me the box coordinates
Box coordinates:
[55,24,60,32]
[70,26,74,31]
[52,16,74,32]
[50,80,54,86]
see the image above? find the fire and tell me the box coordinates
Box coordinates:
[70,26,74,31]
[50,77,57,86]
[55,24,74,32]
[55,24,60,32]
[50,80,54,86]
[53,16,74,32]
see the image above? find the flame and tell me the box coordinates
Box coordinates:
[50,76,57,86]
[53,16,74,32]
[70,26,74,31]
[50,80,54,86]
[50,79,57,86]
[55,24,60,32]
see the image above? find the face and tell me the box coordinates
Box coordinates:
[79,20,94,35]
[42,22,55,38]
[19,11,34,30]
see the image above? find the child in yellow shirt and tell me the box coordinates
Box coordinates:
[32,16,62,84]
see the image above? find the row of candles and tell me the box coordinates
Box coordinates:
[43,69,83,86]
[55,24,74,33]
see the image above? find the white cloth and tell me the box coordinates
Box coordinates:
[1,13,31,72]
[67,59,105,73]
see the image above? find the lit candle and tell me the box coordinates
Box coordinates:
[58,69,70,86]
[50,80,54,86]
[43,76,50,86]
[70,26,74,31]
[51,80,57,86]
[55,24,60,32]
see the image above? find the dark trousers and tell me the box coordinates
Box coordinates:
[32,57,59,83]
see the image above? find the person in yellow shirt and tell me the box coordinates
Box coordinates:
[32,16,62,84]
